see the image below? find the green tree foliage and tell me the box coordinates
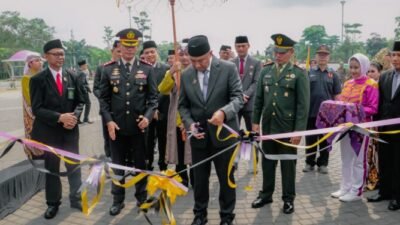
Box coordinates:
[0,11,55,54]
[366,33,388,58]
[63,39,110,71]
[154,41,174,63]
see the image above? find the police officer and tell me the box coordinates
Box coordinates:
[251,34,309,214]
[303,45,341,174]
[99,28,158,216]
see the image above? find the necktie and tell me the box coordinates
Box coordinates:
[392,73,399,98]
[125,63,131,73]
[56,73,63,96]
[202,70,209,100]
[239,58,244,79]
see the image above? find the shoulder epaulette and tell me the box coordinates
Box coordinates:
[293,64,303,69]
[140,59,152,66]
[103,60,116,66]
[263,61,274,67]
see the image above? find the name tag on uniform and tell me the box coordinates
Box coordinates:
[265,75,272,78]
[284,92,289,97]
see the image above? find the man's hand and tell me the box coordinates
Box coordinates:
[252,124,260,133]
[153,110,159,121]
[190,123,205,139]
[138,116,149,131]
[243,94,250,103]
[59,113,77,129]
[170,61,181,76]
[290,136,302,145]
[208,110,225,126]
[107,121,120,141]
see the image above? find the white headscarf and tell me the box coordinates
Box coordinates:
[349,53,370,78]
[23,53,43,75]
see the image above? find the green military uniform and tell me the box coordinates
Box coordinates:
[252,34,309,205]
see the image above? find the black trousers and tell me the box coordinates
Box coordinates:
[378,133,400,200]
[259,140,296,202]
[81,92,91,121]
[101,115,111,157]
[44,132,82,206]
[146,120,167,170]
[305,117,329,167]
[110,133,147,203]
[192,141,235,221]
[175,128,194,187]
[238,110,252,131]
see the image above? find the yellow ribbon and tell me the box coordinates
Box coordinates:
[108,168,149,188]
[216,125,239,141]
[140,170,187,225]
[146,169,186,204]
[81,168,106,215]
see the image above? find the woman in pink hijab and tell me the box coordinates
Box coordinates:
[331,53,379,202]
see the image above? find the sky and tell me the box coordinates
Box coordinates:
[1,0,399,54]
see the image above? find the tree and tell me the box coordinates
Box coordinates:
[366,33,388,58]
[344,23,363,42]
[103,26,114,50]
[133,11,152,40]
[156,41,174,62]
[395,16,400,39]
[0,11,55,52]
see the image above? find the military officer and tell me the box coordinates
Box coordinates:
[251,34,309,214]
[99,28,158,216]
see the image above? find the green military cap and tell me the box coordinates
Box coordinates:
[271,33,297,53]
[115,28,143,47]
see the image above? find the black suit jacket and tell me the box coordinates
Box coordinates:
[30,68,84,145]
[378,69,400,131]
[179,57,244,148]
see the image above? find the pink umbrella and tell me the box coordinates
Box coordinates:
[2,50,41,62]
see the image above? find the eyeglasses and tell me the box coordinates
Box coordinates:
[47,52,65,57]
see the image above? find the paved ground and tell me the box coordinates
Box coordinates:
[1,86,400,225]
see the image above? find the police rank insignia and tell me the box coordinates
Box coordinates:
[112,68,120,76]
[135,70,147,79]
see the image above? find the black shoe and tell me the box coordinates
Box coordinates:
[367,193,390,202]
[388,199,400,211]
[191,215,208,225]
[44,206,59,219]
[109,202,125,216]
[70,201,82,211]
[251,197,273,208]
[283,201,294,214]
[220,220,233,225]
[78,120,83,124]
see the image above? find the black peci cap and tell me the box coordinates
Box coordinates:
[43,39,65,53]
[187,35,211,57]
